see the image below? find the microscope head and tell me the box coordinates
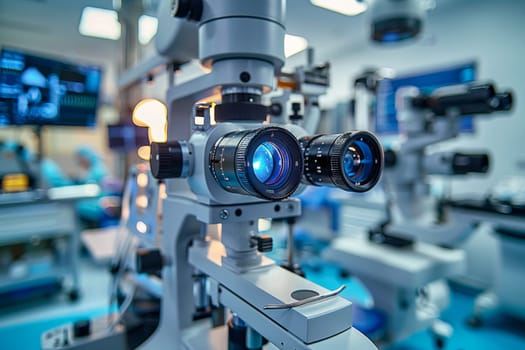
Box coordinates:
[152,1,385,206]
[150,110,384,204]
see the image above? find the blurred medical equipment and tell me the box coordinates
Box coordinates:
[445,177,525,326]
[324,80,514,347]
[0,182,100,305]
[42,163,163,349]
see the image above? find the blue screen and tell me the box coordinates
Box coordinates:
[374,62,476,134]
[0,48,102,127]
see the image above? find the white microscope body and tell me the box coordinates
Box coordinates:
[140,1,382,349]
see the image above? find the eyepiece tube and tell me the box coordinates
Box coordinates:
[300,131,383,192]
[424,151,490,175]
[412,82,501,116]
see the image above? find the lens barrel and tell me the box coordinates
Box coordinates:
[210,126,303,200]
[411,83,513,116]
[300,131,383,192]
[424,151,490,175]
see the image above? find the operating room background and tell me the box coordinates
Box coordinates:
[1,0,523,289]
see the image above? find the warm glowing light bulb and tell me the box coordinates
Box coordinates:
[133,98,167,143]
[137,146,151,161]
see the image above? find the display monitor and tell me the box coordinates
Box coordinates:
[0,47,102,127]
[375,61,477,134]
[107,124,150,152]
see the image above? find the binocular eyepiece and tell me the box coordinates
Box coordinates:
[151,127,384,201]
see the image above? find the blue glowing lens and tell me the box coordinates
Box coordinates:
[343,140,374,183]
[252,142,284,184]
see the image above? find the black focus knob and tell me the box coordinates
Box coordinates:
[251,235,273,253]
[136,249,164,274]
[73,319,91,338]
[150,141,188,180]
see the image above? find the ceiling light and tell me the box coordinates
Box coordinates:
[311,0,367,16]
[285,34,308,58]
[79,6,121,40]
[139,15,158,45]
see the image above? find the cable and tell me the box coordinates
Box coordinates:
[108,230,135,319]
[107,174,136,324]
[108,284,136,332]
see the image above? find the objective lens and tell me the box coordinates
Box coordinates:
[210,127,302,200]
[300,131,383,192]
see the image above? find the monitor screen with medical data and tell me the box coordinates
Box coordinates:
[0,48,102,127]
[374,62,477,135]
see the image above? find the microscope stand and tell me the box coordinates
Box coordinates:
[138,196,377,350]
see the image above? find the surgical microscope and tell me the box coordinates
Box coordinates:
[323,81,514,346]
[42,1,384,349]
